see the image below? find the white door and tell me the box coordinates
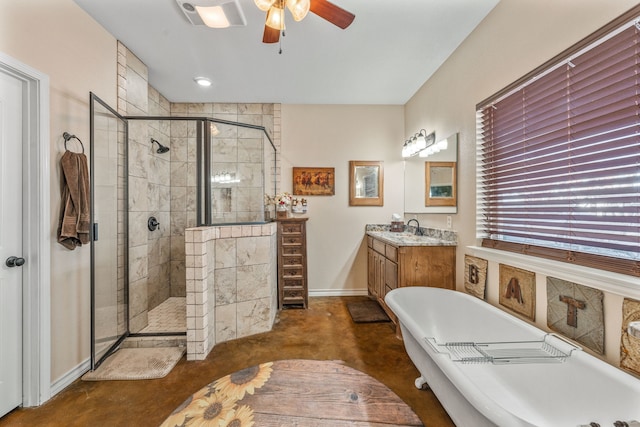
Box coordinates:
[0,68,24,417]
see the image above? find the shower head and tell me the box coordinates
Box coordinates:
[151,138,170,154]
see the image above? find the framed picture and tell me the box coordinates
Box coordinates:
[498,264,536,321]
[349,161,384,206]
[425,161,456,207]
[292,167,335,196]
[464,255,488,300]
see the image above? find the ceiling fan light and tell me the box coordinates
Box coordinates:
[265,5,285,30]
[254,0,276,12]
[286,0,310,21]
[195,5,230,28]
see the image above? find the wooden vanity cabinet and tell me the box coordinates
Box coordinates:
[277,217,309,309]
[367,235,455,321]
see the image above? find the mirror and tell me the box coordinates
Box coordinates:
[426,161,457,206]
[349,160,384,206]
[404,133,458,213]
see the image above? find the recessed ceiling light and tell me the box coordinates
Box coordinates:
[194,77,212,87]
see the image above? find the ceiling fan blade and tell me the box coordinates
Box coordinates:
[263,25,280,43]
[310,0,355,29]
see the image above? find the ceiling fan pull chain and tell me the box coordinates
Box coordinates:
[279,30,285,54]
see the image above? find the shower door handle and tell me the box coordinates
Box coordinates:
[92,223,99,241]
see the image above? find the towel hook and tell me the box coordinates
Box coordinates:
[63,132,85,153]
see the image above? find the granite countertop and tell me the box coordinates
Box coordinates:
[366,226,458,246]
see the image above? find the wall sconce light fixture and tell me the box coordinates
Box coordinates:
[402,129,435,158]
[419,137,448,158]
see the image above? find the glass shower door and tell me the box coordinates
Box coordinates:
[89,93,129,369]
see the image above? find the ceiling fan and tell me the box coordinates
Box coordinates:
[255,0,355,43]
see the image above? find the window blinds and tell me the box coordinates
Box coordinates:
[477,21,640,276]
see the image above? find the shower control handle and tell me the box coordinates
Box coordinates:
[148,217,160,231]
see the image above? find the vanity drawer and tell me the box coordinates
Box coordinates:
[282,222,303,234]
[282,277,304,288]
[282,245,303,255]
[283,266,304,277]
[372,238,385,255]
[385,244,397,262]
[282,290,305,304]
[282,235,303,245]
[282,255,303,266]
[283,287,305,297]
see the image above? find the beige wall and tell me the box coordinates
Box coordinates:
[1,0,117,382]
[281,105,404,294]
[404,0,639,365]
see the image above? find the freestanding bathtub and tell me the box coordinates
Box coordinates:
[385,287,640,427]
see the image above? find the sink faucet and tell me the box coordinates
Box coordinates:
[406,219,423,235]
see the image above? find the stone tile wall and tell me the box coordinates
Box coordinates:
[185,223,278,361]
[169,102,279,302]
[117,42,282,335]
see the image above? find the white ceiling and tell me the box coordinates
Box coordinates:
[74,0,499,104]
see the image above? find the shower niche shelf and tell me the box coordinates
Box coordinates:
[425,333,581,364]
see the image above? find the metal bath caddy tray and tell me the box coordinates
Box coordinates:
[425,333,581,364]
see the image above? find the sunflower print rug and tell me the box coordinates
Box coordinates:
[160,359,423,426]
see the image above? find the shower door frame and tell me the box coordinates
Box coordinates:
[89,110,277,367]
[89,93,130,369]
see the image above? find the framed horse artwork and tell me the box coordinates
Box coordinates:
[293,167,335,196]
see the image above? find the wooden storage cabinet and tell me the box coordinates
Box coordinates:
[277,217,309,308]
[367,235,455,321]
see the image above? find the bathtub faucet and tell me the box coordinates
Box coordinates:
[406,219,423,235]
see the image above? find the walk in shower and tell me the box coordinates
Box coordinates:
[89,93,276,368]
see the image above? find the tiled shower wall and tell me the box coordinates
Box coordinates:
[184,223,278,361]
[168,103,279,303]
[117,42,281,333]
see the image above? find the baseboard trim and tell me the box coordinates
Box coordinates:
[309,289,369,297]
[49,357,91,398]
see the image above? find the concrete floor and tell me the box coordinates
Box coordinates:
[1,296,454,427]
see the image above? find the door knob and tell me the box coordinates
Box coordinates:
[6,256,26,267]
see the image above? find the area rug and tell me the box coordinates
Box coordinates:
[347,299,390,323]
[160,359,422,426]
[82,347,185,381]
